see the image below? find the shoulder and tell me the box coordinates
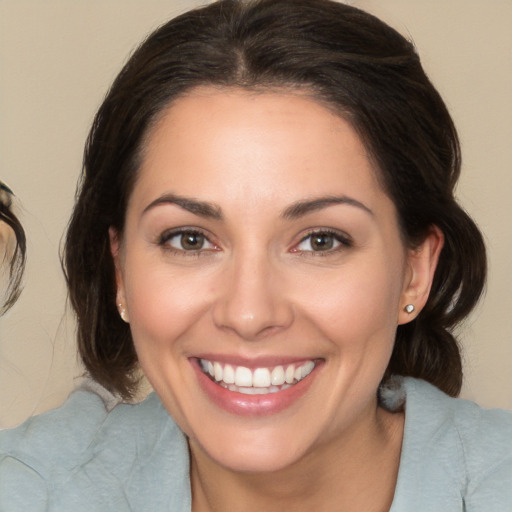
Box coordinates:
[0,389,107,510]
[403,377,512,455]
[0,387,190,511]
[1,389,109,466]
[391,377,512,512]
[0,387,174,472]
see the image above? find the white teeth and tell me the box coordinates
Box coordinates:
[238,387,255,395]
[253,368,271,387]
[214,362,223,382]
[233,385,292,395]
[285,365,295,384]
[199,358,317,394]
[271,366,285,386]
[223,364,235,384]
[301,360,315,378]
[235,366,253,387]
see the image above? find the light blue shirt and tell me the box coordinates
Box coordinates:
[1,377,511,511]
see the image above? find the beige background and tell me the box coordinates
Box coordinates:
[0,0,510,428]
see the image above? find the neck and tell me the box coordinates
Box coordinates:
[190,405,404,512]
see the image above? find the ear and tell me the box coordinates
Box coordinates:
[398,225,444,325]
[109,227,129,323]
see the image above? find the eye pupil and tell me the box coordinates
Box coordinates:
[181,232,204,250]
[311,233,334,251]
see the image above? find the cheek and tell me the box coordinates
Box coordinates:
[123,259,212,352]
[296,257,404,350]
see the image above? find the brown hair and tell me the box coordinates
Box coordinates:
[64,0,486,398]
[0,182,26,314]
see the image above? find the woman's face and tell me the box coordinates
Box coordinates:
[112,88,432,473]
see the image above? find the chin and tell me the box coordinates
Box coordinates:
[192,431,309,474]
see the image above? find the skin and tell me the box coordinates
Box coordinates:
[0,187,14,258]
[111,87,443,511]
[0,194,16,291]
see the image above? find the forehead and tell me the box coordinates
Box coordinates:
[131,87,387,214]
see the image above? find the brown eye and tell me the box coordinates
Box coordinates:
[294,230,351,254]
[161,229,216,252]
[180,232,205,250]
[310,233,334,251]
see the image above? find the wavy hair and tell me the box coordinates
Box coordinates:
[0,182,26,314]
[64,0,486,398]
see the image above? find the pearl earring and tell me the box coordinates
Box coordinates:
[118,303,129,323]
[404,304,415,314]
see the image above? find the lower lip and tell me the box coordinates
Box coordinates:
[191,359,321,417]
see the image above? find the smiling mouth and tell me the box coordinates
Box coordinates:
[198,358,317,395]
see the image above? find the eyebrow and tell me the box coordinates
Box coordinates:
[142,193,372,221]
[282,195,373,220]
[143,193,223,220]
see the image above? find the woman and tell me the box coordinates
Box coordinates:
[0,181,26,315]
[1,0,510,510]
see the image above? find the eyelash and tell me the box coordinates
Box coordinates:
[292,229,353,256]
[157,228,353,257]
[158,228,218,257]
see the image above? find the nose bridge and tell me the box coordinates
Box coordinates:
[212,245,293,339]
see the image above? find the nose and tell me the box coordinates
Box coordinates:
[212,252,294,340]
